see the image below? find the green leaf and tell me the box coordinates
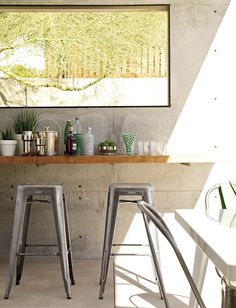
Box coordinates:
[229,181,236,196]
[1,128,13,140]
[219,186,227,209]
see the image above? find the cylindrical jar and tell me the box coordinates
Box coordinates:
[84,127,94,156]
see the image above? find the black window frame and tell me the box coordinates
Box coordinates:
[0,4,170,108]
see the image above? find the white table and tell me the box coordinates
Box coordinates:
[175,209,236,308]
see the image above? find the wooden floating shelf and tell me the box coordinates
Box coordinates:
[0,155,217,165]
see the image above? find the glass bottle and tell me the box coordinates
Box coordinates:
[74,117,83,155]
[64,120,72,154]
[74,117,81,134]
[84,127,94,156]
[66,127,77,155]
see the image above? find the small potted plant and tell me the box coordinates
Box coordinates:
[0,128,17,156]
[14,109,39,155]
[98,139,117,155]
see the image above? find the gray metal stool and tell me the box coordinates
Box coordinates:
[4,184,75,299]
[137,201,206,308]
[99,183,165,300]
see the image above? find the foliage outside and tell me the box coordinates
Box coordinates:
[0,10,168,106]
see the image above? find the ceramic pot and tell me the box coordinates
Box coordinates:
[0,140,17,156]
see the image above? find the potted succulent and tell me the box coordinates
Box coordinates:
[0,128,17,156]
[98,139,117,155]
[14,109,39,155]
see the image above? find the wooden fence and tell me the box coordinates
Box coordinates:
[45,45,167,79]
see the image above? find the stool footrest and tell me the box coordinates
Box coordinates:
[26,244,57,247]
[111,253,151,256]
[19,252,59,256]
[113,243,148,247]
[27,199,51,204]
[119,199,142,203]
[20,245,71,256]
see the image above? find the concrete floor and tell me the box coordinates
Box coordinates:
[0,214,222,308]
[0,257,192,308]
[0,257,220,308]
[114,256,191,308]
[0,259,114,308]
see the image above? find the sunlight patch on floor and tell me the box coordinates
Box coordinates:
[114,213,222,308]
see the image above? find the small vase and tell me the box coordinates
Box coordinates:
[0,140,17,156]
[122,132,137,155]
[15,134,24,155]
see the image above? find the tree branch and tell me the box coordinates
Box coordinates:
[44,76,106,91]
[0,67,105,91]
[0,68,34,88]
[0,46,14,53]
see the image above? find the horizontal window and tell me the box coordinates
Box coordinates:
[0,5,169,107]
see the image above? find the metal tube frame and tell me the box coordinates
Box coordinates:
[137,200,206,308]
[4,185,74,300]
[99,183,162,300]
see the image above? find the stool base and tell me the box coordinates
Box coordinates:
[4,185,74,299]
[99,183,163,300]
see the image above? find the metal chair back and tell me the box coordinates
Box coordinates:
[137,200,206,308]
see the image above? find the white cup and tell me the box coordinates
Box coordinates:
[157,140,164,155]
[150,141,158,155]
[138,141,144,155]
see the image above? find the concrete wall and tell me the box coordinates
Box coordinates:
[0,0,234,259]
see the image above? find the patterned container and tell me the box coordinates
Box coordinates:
[122,132,137,155]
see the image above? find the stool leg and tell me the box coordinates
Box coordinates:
[52,188,71,299]
[99,189,119,299]
[5,189,27,299]
[16,196,32,285]
[63,193,75,285]
[142,212,170,308]
[144,189,162,280]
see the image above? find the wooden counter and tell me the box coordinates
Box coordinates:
[0,155,217,165]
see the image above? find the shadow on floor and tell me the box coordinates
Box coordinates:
[115,261,189,308]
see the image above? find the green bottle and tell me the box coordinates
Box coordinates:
[64,120,72,154]
[75,133,83,155]
[74,117,83,155]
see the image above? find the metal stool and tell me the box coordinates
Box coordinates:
[137,201,206,308]
[4,184,75,299]
[99,183,165,300]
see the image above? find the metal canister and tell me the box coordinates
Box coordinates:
[42,127,59,156]
[35,137,45,156]
[33,119,61,156]
[22,131,33,154]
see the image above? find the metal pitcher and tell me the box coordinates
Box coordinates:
[34,119,61,156]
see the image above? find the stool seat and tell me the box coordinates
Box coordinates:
[99,183,165,300]
[109,183,155,194]
[4,184,75,299]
